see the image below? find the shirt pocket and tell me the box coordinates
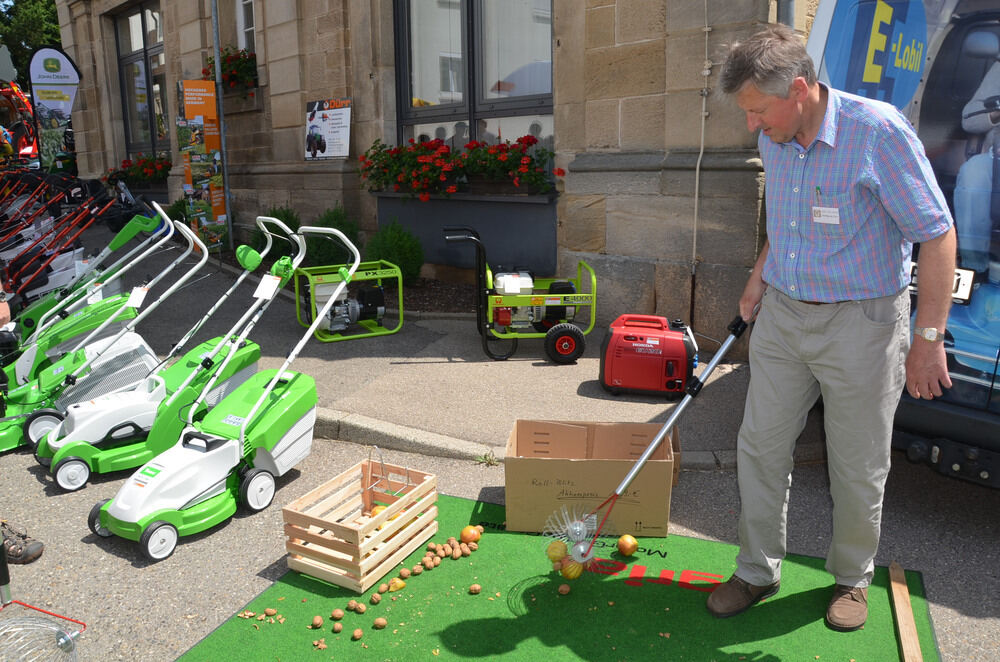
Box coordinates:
[807,189,864,251]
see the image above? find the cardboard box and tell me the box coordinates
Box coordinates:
[504,420,680,537]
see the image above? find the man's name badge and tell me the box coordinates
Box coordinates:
[811,206,840,225]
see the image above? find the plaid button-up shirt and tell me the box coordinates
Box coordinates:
[758,84,953,302]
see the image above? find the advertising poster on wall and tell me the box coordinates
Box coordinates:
[304,98,351,160]
[176,80,227,251]
[28,47,81,170]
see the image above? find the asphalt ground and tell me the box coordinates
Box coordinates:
[0,222,997,660]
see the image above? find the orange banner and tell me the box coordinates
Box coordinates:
[182,80,217,120]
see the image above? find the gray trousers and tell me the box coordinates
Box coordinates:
[734,287,909,588]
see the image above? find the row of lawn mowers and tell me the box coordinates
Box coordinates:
[0,166,598,562]
[0,167,367,561]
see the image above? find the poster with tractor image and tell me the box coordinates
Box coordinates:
[304,98,351,160]
[176,80,228,251]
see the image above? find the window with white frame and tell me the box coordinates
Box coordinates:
[236,0,255,53]
[394,0,553,149]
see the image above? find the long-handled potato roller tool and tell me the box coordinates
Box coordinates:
[0,546,86,660]
[545,312,752,567]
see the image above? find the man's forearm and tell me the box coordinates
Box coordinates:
[913,227,957,331]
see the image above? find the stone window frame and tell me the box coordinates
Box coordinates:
[392,0,553,145]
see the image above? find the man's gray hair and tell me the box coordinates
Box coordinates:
[719,24,817,98]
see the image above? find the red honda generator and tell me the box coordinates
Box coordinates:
[599,314,697,399]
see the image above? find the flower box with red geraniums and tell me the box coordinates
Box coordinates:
[101,154,171,187]
[203,46,258,99]
[359,134,565,201]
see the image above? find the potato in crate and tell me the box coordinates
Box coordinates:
[282,458,438,593]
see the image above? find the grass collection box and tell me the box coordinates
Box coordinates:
[504,420,680,537]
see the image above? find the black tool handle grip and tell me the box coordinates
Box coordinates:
[727,314,749,338]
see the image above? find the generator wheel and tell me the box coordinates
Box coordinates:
[140,521,178,562]
[545,324,585,364]
[239,468,276,512]
[88,499,113,537]
[24,409,64,448]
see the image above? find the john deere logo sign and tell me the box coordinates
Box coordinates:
[43,58,60,73]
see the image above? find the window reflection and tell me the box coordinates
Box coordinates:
[123,61,151,145]
[151,53,168,141]
[145,8,162,45]
[480,0,551,100]
[116,13,144,55]
[404,114,553,150]
[408,0,464,108]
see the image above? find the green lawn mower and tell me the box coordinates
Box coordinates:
[0,211,207,455]
[443,226,596,363]
[89,224,362,561]
[31,216,299,491]
[2,209,172,388]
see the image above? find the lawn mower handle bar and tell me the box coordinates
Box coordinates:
[33,216,177,339]
[66,217,208,384]
[237,225,361,445]
[181,216,296,424]
[612,313,750,497]
[164,214,286,367]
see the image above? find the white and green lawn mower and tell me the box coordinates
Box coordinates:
[0,206,208,455]
[2,209,173,387]
[33,216,299,492]
[89,225,361,561]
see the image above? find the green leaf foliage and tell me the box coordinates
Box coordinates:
[306,204,360,267]
[0,0,61,87]
[364,220,424,285]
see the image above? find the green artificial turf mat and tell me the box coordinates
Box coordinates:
[179,495,939,661]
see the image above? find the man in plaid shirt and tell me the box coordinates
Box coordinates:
[707,24,957,631]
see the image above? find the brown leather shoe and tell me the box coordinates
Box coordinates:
[1,521,44,565]
[825,584,868,631]
[706,575,780,618]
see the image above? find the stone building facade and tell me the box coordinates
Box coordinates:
[54,0,821,360]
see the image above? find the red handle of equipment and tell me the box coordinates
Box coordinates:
[619,314,668,330]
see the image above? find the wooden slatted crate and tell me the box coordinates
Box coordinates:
[282,459,438,593]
